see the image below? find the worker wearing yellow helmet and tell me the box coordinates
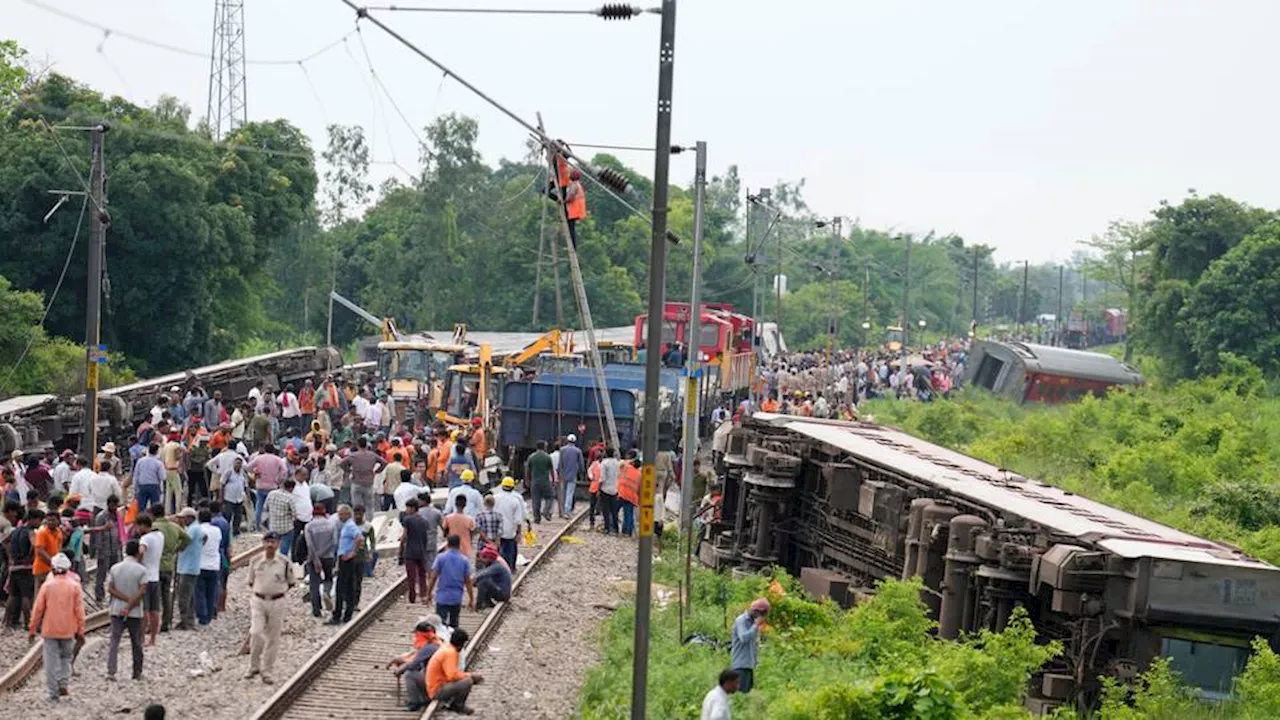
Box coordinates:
[447,469,483,518]
[444,434,476,490]
[492,477,528,569]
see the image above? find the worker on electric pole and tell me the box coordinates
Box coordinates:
[565,169,587,247]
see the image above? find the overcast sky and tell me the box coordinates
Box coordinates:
[10,0,1280,263]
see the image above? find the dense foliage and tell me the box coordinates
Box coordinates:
[580,555,1059,719]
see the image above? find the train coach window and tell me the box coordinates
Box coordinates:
[1160,637,1249,699]
[973,356,1004,391]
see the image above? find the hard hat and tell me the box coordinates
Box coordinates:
[471,417,482,427]
[570,169,582,180]
[501,476,516,489]
[750,598,771,614]
[461,469,476,482]
[450,430,460,441]
[566,433,577,443]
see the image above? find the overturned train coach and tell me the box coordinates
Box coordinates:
[703,414,1280,711]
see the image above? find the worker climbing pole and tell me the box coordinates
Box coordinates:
[537,114,621,452]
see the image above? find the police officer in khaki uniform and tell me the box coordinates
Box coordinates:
[246,531,296,684]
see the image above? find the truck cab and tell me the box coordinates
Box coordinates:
[377,341,469,424]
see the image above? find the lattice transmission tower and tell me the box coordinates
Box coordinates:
[207,0,247,141]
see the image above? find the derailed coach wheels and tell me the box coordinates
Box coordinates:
[0,423,18,456]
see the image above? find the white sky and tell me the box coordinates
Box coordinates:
[10,0,1280,263]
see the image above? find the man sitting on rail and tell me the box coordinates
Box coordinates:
[473,544,511,610]
[388,620,442,711]
[426,628,484,715]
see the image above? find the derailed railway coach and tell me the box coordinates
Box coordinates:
[963,340,1142,404]
[702,414,1280,712]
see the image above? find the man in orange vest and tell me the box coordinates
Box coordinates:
[618,452,641,537]
[564,169,587,247]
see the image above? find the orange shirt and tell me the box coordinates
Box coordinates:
[32,526,63,577]
[470,428,487,459]
[588,462,601,494]
[432,441,451,480]
[210,431,230,451]
[426,644,470,699]
[441,513,475,559]
[761,399,779,413]
[30,574,86,639]
[385,448,410,466]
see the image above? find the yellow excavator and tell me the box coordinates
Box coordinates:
[501,328,576,368]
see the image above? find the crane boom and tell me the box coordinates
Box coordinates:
[329,291,402,341]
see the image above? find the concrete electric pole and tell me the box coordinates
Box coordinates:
[82,124,108,457]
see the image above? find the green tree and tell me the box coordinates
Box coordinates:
[1083,220,1148,361]
[1186,227,1280,374]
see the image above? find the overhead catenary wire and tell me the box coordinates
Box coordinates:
[22,0,356,66]
[337,0,678,244]
[36,118,106,215]
[354,26,425,148]
[2,195,89,389]
[363,3,656,18]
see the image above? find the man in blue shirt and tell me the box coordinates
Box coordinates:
[174,508,204,630]
[558,435,584,518]
[426,534,473,628]
[132,444,166,512]
[730,597,769,693]
[329,504,363,626]
[208,500,232,614]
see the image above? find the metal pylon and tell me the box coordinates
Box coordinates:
[207,0,248,141]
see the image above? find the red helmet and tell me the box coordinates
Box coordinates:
[570,169,582,180]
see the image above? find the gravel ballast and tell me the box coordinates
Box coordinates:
[3,533,399,719]
[462,524,639,719]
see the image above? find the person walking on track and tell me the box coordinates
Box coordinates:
[29,553,85,702]
[524,441,555,524]
[492,477,528,571]
[426,534,473,629]
[246,531,296,684]
[105,539,147,682]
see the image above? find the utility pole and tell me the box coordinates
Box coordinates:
[827,217,841,389]
[1020,259,1029,335]
[862,259,870,349]
[532,184,547,327]
[82,124,108,457]
[901,235,912,363]
[1057,265,1064,346]
[632,1,677,716]
[971,246,979,337]
[774,197,783,333]
[680,140,706,620]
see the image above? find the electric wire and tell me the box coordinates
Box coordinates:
[2,196,89,389]
[364,5,638,15]
[36,117,106,214]
[21,0,356,66]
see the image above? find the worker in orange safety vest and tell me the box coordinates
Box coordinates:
[565,169,587,247]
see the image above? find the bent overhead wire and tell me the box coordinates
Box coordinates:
[337,0,675,241]
[22,0,355,65]
[364,4,656,18]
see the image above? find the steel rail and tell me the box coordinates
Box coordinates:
[0,544,265,694]
[421,505,589,718]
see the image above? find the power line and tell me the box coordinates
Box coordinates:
[37,118,106,214]
[364,4,656,18]
[2,195,89,389]
[354,26,425,148]
[21,0,356,65]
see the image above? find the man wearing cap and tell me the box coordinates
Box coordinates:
[730,598,770,693]
[29,553,85,701]
[99,442,124,481]
[558,434,584,518]
[247,531,296,684]
[492,478,528,570]
[174,507,202,630]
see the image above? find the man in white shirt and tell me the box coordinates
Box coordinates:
[492,477,528,570]
[700,669,739,720]
[87,466,123,515]
[393,472,424,512]
[277,384,300,434]
[248,380,266,413]
[136,515,165,647]
[290,471,314,563]
[352,390,371,422]
[205,444,240,482]
[52,451,73,494]
[69,456,96,500]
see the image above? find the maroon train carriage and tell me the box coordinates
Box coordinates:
[963,340,1142,404]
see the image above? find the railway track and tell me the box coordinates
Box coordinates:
[0,543,265,694]
[250,508,589,720]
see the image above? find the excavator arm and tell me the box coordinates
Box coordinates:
[503,328,574,367]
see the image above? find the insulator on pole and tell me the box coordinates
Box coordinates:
[666,230,681,245]
[594,166,631,194]
[597,3,643,20]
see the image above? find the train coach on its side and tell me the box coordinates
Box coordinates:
[963,340,1142,404]
[702,414,1280,712]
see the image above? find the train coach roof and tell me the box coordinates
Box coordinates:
[0,394,56,417]
[753,414,1272,570]
[981,341,1142,385]
[100,346,326,397]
